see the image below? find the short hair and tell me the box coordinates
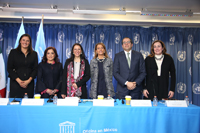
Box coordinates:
[122,37,133,45]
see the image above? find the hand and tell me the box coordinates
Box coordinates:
[168,91,174,98]
[21,79,31,88]
[72,83,78,89]
[16,78,26,88]
[143,89,149,98]
[127,82,136,90]
[46,89,53,95]
[61,94,66,99]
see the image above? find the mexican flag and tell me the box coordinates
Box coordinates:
[0,47,6,98]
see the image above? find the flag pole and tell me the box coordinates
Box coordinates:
[42,15,44,25]
[22,16,24,23]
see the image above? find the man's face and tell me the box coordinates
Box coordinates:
[122,38,133,52]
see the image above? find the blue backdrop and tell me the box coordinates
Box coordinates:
[0,23,199,106]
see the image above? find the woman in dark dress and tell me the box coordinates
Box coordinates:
[36,47,63,98]
[7,34,38,98]
[90,43,115,99]
[61,43,90,99]
[143,40,176,100]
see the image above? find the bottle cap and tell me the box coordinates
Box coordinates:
[186,96,188,98]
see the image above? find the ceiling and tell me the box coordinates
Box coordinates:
[0,0,200,27]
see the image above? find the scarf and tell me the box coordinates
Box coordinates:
[67,59,85,97]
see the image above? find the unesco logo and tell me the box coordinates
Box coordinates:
[140,50,149,59]
[107,49,112,59]
[100,32,104,43]
[0,29,3,41]
[133,33,140,44]
[194,51,200,62]
[92,33,95,44]
[177,82,186,94]
[58,31,65,42]
[59,121,75,133]
[188,34,193,45]
[169,34,175,45]
[177,51,186,62]
[115,33,121,44]
[66,48,71,58]
[76,32,83,44]
[192,83,200,94]
[152,33,158,42]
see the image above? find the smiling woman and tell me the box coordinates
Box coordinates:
[36,47,63,98]
[90,43,115,99]
[7,34,38,98]
[61,43,90,99]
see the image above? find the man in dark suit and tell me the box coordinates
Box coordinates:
[113,37,146,99]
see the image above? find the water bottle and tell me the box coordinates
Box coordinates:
[153,96,158,106]
[184,96,189,106]
[24,93,28,99]
[107,95,111,100]
[53,94,58,105]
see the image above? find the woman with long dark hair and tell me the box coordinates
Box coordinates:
[143,40,176,100]
[7,34,38,98]
[36,47,63,98]
[61,43,90,99]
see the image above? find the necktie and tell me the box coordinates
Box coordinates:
[127,52,131,68]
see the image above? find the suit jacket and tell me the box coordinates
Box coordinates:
[90,57,115,99]
[144,54,176,100]
[113,50,146,95]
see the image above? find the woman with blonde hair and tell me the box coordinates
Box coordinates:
[90,43,115,99]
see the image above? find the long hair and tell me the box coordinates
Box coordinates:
[149,40,169,57]
[42,47,60,63]
[67,43,86,62]
[16,34,33,53]
[93,43,109,59]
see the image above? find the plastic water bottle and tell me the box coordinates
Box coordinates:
[24,93,28,99]
[153,96,158,106]
[184,96,189,106]
[53,94,58,105]
[107,95,111,100]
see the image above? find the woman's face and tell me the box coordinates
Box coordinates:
[20,36,30,49]
[46,49,55,62]
[73,45,82,58]
[153,42,164,55]
[96,44,105,56]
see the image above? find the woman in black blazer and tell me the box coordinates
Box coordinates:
[7,34,38,98]
[143,40,176,100]
[61,43,90,99]
[36,47,63,98]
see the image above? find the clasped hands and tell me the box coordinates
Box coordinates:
[46,89,57,96]
[127,82,136,90]
[16,78,31,89]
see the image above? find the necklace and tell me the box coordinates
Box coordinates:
[97,57,105,62]
[155,55,164,60]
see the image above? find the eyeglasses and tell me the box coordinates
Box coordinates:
[123,41,131,44]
